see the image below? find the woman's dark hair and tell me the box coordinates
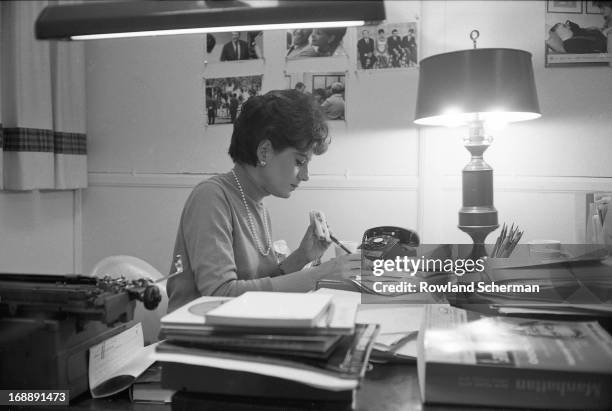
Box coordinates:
[228,89,330,166]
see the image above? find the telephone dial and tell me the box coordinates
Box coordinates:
[360,226,420,261]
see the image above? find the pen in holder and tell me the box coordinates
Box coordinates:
[490,223,523,258]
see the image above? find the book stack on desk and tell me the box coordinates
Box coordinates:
[154,291,378,408]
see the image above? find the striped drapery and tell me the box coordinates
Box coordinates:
[0,1,87,191]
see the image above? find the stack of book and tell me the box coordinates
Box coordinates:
[154,291,378,408]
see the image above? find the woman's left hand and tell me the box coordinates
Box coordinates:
[297,222,332,263]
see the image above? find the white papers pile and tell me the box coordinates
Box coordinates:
[88,323,157,398]
[357,304,425,359]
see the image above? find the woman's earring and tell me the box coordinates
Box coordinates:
[259,160,267,167]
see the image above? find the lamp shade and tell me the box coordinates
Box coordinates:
[414,48,540,126]
[35,0,385,41]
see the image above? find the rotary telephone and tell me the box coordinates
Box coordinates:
[360,226,420,261]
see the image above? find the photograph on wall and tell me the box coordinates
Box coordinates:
[285,27,348,59]
[205,75,263,125]
[547,0,583,13]
[286,72,346,121]
[206,31,263,62]
[545,1,611,67]
[357,22,418,70]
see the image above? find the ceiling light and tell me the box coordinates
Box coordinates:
[36,0,385,41]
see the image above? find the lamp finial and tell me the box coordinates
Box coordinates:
[470,30,479,49]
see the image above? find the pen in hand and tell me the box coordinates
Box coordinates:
[330,233,352,254]
[310,210,353,255]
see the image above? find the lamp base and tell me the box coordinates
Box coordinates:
[458,224,498,259]
[458,119,498,260]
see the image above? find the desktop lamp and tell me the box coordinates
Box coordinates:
[414,31,540,257]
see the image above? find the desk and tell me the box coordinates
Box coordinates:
[16,364,524,411]
[13,259,612,410]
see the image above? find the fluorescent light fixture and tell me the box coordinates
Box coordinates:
[35,0,385,41]
[70,21,365,41]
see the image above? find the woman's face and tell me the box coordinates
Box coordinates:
[311,29,330,48]
[292,29,311,46]
[602,5,612,19]
[260,146,312,198]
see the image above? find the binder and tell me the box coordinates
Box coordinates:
[162,363,354,402]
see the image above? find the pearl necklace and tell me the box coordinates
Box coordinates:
[231,169,272,256]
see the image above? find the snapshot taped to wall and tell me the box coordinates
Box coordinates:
[285,72,346,121]
[285,27,348,59]
[357,22,418,70]
[205,31,263,63]
[205,75,263,125]
[545,0,611,67]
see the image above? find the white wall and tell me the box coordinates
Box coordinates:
[3,1,608,276]
[83,2,422,275]
[82,0,612,276]
[0,190,78,273]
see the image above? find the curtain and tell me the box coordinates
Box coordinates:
[0,1,87,191]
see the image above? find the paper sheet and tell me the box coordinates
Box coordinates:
[393,338,418,358]
[356,304,423,335]
[376,332,413,347]
[314,288,361,305]
[88,323,157,398]
[316,293,425,356]
[314,288,361,330]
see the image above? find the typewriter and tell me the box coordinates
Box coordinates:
[0,272,163,398]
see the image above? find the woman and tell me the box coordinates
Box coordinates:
[167,90,361,312]
[374,28,389,68]
[311,27,347,57]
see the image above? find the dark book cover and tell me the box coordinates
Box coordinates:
[418,305,612,409]
[129,362,175,403]
[171,390,352,411]
[162,363,354,402]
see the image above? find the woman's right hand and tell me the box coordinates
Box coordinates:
[312,252,362,281]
